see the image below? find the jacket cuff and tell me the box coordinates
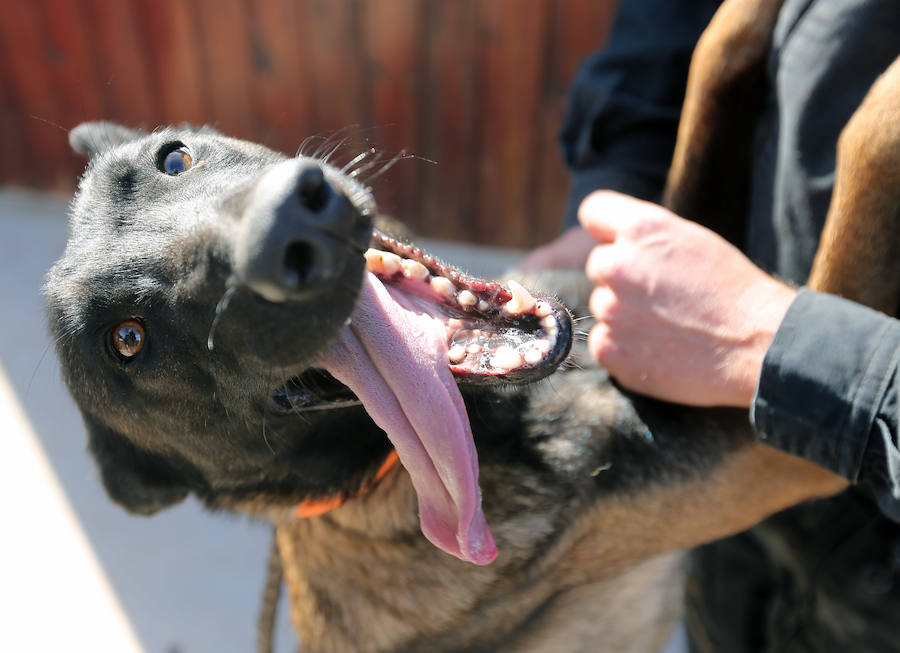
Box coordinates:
[751,288,900,482]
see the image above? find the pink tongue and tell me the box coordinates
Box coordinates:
[319,272,497,565]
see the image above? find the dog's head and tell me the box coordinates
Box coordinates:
[47,122,572,563]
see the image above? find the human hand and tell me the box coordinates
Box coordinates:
[579,191,796,408]
[517,226,597,271]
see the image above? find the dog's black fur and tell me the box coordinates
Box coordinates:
[47,122,762,651]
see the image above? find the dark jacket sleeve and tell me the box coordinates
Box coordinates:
[560,0,721,229]
[752,288,900,520]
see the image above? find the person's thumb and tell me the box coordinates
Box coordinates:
[578,190,655,244]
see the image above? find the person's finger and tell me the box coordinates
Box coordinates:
[584,242,623,286]
[588,285,618,322]
[578,190,655,243]
[587,320,619,369]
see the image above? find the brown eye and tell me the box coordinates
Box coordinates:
[112,320,145,358]
[161,147,193,175]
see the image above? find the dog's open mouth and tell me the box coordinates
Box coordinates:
[272,231,572,412]
[271,229,573,566]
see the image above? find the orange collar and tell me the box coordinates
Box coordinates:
[295,450,401,519]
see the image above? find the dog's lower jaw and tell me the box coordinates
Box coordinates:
[273,466,685,653]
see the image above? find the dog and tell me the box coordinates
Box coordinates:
[45,1,898,651]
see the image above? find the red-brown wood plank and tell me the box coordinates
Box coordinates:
[357,0,424,225]
[303,0,368,134]
[134,0,210,127]
[39,0,103,125]
[246,0,315,152]
[0,58,35,187]
[83,0,160,128]
[39,0,111,188]
[472,0,550,247]
[192,0,259,139]
[418,0,479,241]
[0,1,67,188]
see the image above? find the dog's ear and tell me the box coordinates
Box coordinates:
[69,121,144,160]
[85,415,190,515]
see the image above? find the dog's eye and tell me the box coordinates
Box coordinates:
[111,320,146,359]
[160,146,193,176]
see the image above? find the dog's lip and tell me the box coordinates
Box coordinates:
[269,229,573,413]
[270,369,360,412]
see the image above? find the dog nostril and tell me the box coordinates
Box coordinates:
[297,166,330,213]
[282,240,321,288]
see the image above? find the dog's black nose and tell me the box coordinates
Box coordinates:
[296,166,330,213]
[234,161,361,303]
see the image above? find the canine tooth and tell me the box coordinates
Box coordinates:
[542,315,557,329]
[490,346,523,371]
[457,290,477,307]
[364,249,384,272]
[535,301,552,317]
[524,349,543,365]
[380,252,402,275]
[535,339,552,353]
[364,249,402,275]
[503,279,537,315]
[448,345,467,363]
[430,276,455,296]
[401,258,429,280]
[466,343,482,354]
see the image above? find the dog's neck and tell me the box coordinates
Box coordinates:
[275,466,684,653]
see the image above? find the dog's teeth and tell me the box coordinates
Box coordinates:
[535,301,552,318]
[535,339,552,354]
[448,344,467,363]
[466,343,482,354]
[364,249,383,272]
[503,280,536,315]
[401,258,430,280]
[380,252,402,275]
[445,318,464,340]
[490,346,523,371]
[523,348,544,365]
[430,276,455,297]
[542,315,557,329]
[364,249,402,275]
[457,290,477,307]
[478,300,490,312]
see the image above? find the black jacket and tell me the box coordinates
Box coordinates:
[560,0,900,650]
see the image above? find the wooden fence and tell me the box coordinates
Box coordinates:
[0,0,616,246]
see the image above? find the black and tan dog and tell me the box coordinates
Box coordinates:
[46,0,899,651]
